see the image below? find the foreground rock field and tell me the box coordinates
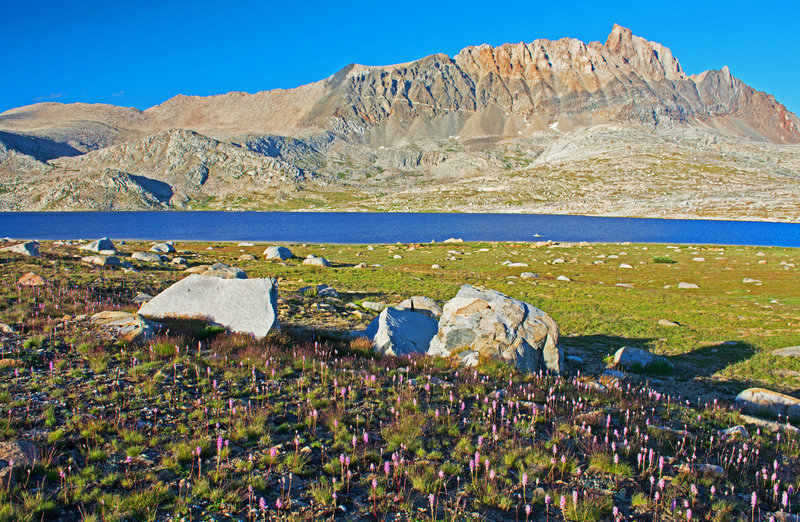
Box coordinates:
[0,238,798,520]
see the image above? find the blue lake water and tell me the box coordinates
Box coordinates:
[0,212,798,247]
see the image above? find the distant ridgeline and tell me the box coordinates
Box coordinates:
[1,24,799,219]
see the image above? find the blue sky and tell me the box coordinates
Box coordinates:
[2,0,798,115]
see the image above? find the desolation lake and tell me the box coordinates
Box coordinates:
[1,211,799,246]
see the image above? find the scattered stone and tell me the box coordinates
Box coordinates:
[585,381,608,393]
[431,264,442,269]
[80,237,117,253]
[132,252,164,263]
[303,255,331,267]
[443,238,463,243]
[692,257,705,262]
[299,284,339,299]
[428,284,562,373]
[185,264,210,274]
[203,263,247,279]
[353,262,368,269]
[739,414,800,434]
[565,355,584,366]
[619,263,633,269]
[603,369,626,379]
[735,388,800,422]
[237,242,254,247]
[150,242,176,253]
[552,258,565,264]
[0,324,14,333]
[264,246,293,260]
[520,272,539,280]
[361,301,387,312]
[139,274,278,339]
[613,346,673,372]
[677,462,724,476]
[658,319,679,327]
[771,346,800,357]
[616,283,633,288]
[0,441,39,485]
[742,278,761,284]
[91,311,158,342]
[362,308,439,357]
[239,254,255,261]
[1,241,40,257]
[717,425,749,439]
[172,257,187,265]
[507,262,529,267]
[17,272,45,286]
[133,292,153,304]
[458,350,480,367]
[81,255,121,267]
[393,254,403,259]
[556,275,571,282]
[678,282,699,289]
[396,296,443,318]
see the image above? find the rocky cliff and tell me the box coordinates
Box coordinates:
[1,24,798,218]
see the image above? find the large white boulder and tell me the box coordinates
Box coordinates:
[1,241,39,257]
[363,308,438,357]
[428,285,562,373]
[138,274,278,338]
[735,388,800,422]
[264,246,293,260]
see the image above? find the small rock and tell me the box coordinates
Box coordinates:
[171,257,187,265]
[17,272,46,286]
[556,275,571,281]
[264,246,293,260]
[507,262,528,267]
[520,272,539,280]
[150,242,176,253]
[692,257,705,261]
[742,278,761,284]
[658,319,679,327]
[678,282,699,289]
[353,262,367,269]
[202,263,247,279]
[91,311,157,342]
[396,296,443,318]
[717,425,749,439]
[616,283,634,288]
[613,346,673,372]
[132,292,153,304]
[603,369,626,379]
[771,346,800,357]
[361,301,387,312]
[565,355,584,366]
[299,284,339,299]
[132,252,164,263]
[431,264,442,269]
[0,441,39,485]
[443,238,463,243]
[393,254,403,259]
[619,263,633,269]
[237,242,254,247]
[81,255,120,267]
[735,388,800,422]
[303,255,331,267]
[239,254,255,261]
[80,237,116,253]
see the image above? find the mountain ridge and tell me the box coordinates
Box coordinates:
[1,24,799,219]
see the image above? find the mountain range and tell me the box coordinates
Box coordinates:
[1,24,799,220]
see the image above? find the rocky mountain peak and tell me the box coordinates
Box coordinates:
[604,23,685,81]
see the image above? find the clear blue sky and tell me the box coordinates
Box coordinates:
[2,0,798,115]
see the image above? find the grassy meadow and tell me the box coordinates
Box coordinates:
[0,239,798,520]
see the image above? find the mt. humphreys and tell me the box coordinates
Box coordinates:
[1,25,799,219]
